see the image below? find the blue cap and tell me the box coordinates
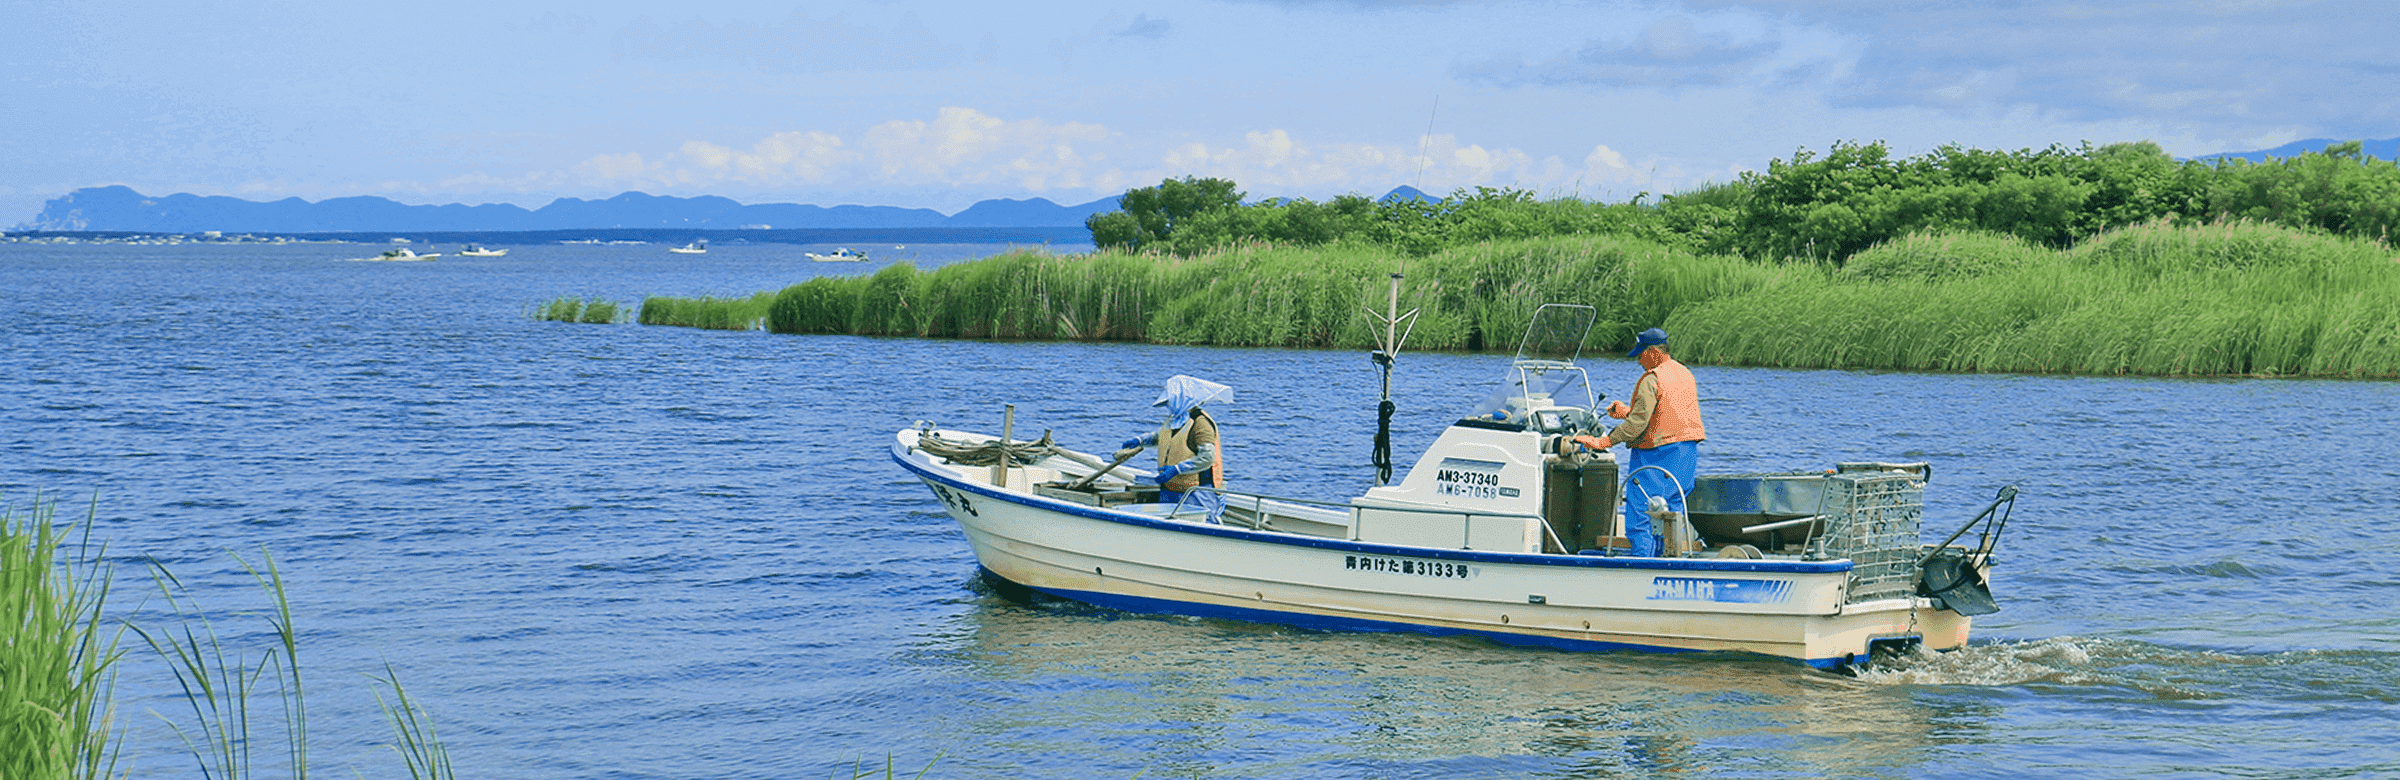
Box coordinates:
[1627,327,1669,357]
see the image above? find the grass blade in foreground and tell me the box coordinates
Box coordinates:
[372,663,453,780]
[1,496,125,780]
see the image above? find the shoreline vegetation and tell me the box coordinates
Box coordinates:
[3,496,455,780]
[619,140,2400,379]
[534,296,625,324]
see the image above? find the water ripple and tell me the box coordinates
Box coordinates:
[5,243,2398,780]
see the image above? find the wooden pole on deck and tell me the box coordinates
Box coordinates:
[992,404,1016,487]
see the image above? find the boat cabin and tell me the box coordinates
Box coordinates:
[1351,304,1623,555]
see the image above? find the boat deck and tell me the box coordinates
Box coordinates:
[901,428,1892,567]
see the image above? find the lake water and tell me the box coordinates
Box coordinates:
[5,239,2397,780]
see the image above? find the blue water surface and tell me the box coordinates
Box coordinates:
[4,239,2396,780]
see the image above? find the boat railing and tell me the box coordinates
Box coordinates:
[1176,487,1562,552]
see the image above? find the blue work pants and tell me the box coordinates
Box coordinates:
[1158,487,1226,523]
[1623,440,1698,558]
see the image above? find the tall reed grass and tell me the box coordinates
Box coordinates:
[372,664,452,780]
[534,297,624,324]
[1671,221,2400,377]
[625,221,2397,378]
[755,239,1787,354]
[637,292,775,330]
[133,552,314,780]
[2,497,122,780]
[5,494,456,780]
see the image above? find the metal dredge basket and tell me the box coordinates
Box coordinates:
[1805,470,1927,604]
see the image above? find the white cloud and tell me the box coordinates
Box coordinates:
[1584,145,1630,171]
[561,108,1116,195]
[680,131,854,183]
[860,107,1112,188]
[1145,130,1705,200]
[533,108,1733,207]
[574,152,652,183]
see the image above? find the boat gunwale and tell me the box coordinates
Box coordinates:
[893,437,1855,575]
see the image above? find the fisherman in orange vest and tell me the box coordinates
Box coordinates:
[1118,375,1230,511]
[1600,328,1706,557]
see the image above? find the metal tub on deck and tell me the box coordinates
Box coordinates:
[1686,463,1927,553]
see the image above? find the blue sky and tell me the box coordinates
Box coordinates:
[5,0,2394,223]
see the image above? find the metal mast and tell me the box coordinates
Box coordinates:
[1366,272,1420,485]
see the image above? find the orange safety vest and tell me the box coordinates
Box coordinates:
[1160,409,1226,492]
[1634,358,1707,449]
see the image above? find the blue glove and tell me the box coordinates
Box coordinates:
[1153,464,1185,484]
[1121,436,1145,451]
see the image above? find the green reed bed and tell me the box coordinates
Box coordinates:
[535,296,624,324]
[1670,221,2400,377]
[640,220,2398,378]
[757,239,1785,353]
[638,292,775,330]
[771,249,1164,341]
[2,498,121,780]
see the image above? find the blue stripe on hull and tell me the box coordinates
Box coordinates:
[975,566,1847,669]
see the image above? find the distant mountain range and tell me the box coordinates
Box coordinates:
[60,145,2394,235]
[16,186,1129,233]
[2187,136,2400,163]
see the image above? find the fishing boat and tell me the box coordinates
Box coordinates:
[805,247,868,262]
[893,299,2016,669]
[669,241,707,254]
[457,244,507,257]
[365,247,438,261]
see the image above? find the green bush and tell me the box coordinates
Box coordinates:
[1843,230,2048,283]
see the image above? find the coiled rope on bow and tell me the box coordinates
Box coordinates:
[917,430,1061,467]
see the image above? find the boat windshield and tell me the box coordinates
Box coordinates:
[1515,304,1596,364]
[1459,303,1602,429]
[1462,361,1598,430]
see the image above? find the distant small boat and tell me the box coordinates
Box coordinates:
[366,248,438,261]
[805,247,868,262]
[457,245,507,257]
[669,241,707,254]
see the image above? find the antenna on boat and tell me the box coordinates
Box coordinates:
[1414,96,1439,192]
[1366,272,1420,485]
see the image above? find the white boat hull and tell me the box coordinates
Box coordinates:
[895,431,1968,669]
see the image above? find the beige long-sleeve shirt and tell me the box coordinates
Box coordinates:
[1606,373,1660,446]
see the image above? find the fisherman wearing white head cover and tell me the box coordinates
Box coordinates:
[1117,375,1230,506]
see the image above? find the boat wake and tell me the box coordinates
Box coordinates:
[1852,635,2400,704]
